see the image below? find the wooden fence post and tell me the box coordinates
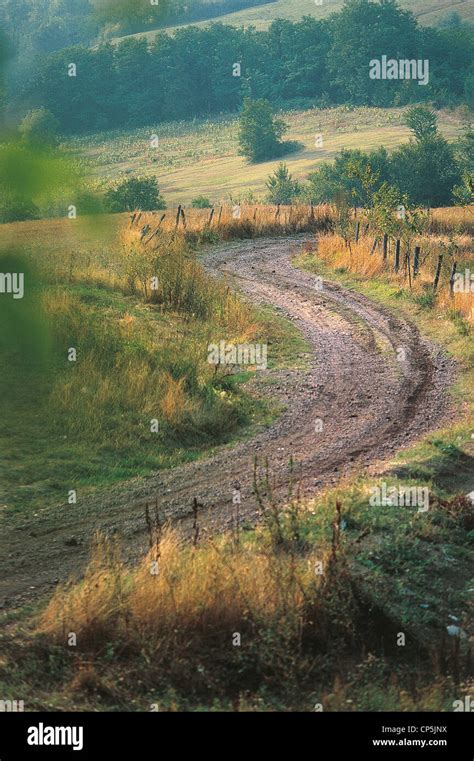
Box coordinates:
[370,237,378,255]
[180,207,186,228]
[382,234,388,260]
[275,203,281,220]
[413,246,420,277]
[207,207,214,226]
[394,239,400,272]
[355,221,360,243]
[175,204,182,229]
[364,223,369,236]
[449,260,457,294]
[433,254,443,291]
[140,224,150,242]
[217,206,223,225]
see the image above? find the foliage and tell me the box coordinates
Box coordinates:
[304,148,391,206]
[265,162,300,204]
[405,106,438,142]
[191,195,213,208]
[390,135,463,207]
[104,176,166,212]
[17,2,473,134]
[304,107,465,209]
[19,108,60,147]
[238,98,287,163]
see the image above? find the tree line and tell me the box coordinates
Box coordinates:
[9,0,474,135]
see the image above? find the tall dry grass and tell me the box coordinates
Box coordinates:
[38,498,357,693]
[131,203,334,243]
[312,230,473,322]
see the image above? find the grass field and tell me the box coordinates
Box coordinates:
[69,106,465,207]
[112,0,474,41]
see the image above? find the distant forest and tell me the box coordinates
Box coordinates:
[2,0,474,134]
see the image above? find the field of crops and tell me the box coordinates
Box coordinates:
[69,106,465,207]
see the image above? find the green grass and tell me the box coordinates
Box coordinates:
[69,106,465,206]
[113,0,474,40]
[0,243,309,517]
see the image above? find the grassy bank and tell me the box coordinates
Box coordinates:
[0,222,308,516]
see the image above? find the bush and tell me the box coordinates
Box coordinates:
[19,107,60,147]
[266,163,301,205]
[238,98,287,163]
[191,195,213,208]
[104,176,166,213]
[0,192,40,223]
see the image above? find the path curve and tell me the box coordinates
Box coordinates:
[0,237,453,608]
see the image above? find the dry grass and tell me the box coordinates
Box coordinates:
[428,206,474,236]
[37,497,355,695]
[113,0,474,39]
[128,202,334,242]
[311,219,474,322]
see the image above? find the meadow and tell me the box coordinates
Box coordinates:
[113,0,474,39]
[69,106,465,207]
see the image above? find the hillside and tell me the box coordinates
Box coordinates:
[70,106,465,206]
[112,0,474,41]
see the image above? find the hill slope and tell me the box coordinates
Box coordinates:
[112,0,474,42]
[71,106,464,206]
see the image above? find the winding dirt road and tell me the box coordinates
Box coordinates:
[0,236,453,608]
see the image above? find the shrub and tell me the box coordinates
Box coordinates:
[19,107,60,147]
[104,176,166,213]
[266,163,301,205]
[191,195,213,208]
[0,192,40,223]
[238,98,287,163]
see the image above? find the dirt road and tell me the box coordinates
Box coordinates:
[0,237,453,608]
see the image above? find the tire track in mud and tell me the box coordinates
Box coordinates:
[0,237,453,608]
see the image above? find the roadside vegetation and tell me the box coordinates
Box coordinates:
[0,218,309,516]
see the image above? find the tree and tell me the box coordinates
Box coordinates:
[304,148,391,206]
[464,73,474,111]
[326,0,422,106]
[405,106,438,142]
[390,136,462,207]
[104,176,166,212]
[19,108,60,147]
[265,163,300,204]
[238,98,287,163]
[453,122,474,206]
